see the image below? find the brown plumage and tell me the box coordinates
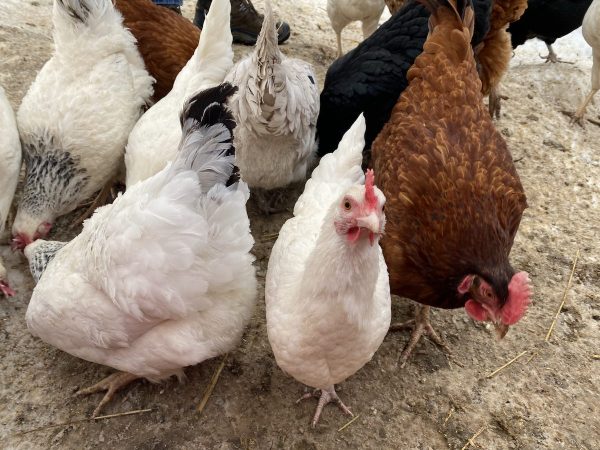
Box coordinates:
[385,0,408,14]
[476,0,528,117]
[372,0,529,366]
[115,0,200,101]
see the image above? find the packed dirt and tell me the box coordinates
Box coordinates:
[1,0,599,449]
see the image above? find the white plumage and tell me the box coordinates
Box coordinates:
[574,0,600,123]
[327,0,386,57]
[265,115,391,426]
[12,0,153,246]
[124,0,233,186]
[0,86,21,297]
[225,0,319,192]
[24,85,256,416]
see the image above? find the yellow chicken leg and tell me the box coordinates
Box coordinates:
[76,371,140,417]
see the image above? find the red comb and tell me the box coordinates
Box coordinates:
[365,169,377,210]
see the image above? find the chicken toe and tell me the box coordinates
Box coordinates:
[389,305,450,368]
[296,385,353,427]
[76,371,140,417]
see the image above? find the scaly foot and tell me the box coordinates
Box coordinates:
[76,371,140,417]
[296,385,353,427]
[389,305,451,368]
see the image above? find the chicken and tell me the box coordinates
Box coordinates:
[371,0,531,366]
[225,0,319,213]
[266,115,390,427]
[12,0,153,251]
[573,0,600,123]
[327,0,386,57]
[316,0,492,159]
[477,0,528,117]
[125,0,233,186]
[0,86,21,297]
[385,0,407,15]
[114,0,201,102]
[508,0,593,64]
[24,83,257,417]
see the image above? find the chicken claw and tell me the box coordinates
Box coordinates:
[76,371,139,417]
[389,305,451,368]
[296,385,353,427]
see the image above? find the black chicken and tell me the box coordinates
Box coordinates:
[508,0,593,63]
[316,0,492,159]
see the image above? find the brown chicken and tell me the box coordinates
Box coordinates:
[385,0,407,14]
[371,0,531,366]
[476,0,528,117]
[115,0,200,101]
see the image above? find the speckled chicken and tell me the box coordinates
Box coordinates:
[327,0,386,57]
[12,0,153,250]
[125,0,233,186]
[0,86,21,297]
[225,0,319,212]
[266,115,390,427]
[371,0,531,366]
[24,84,256,417]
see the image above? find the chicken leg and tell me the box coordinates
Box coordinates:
[541,43,573,64]
[76,371,140,417]
[389,304,450,368]
[296,385,353,427]
[335,30,343,58]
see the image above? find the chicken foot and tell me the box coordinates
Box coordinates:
[389,304,450,368]
[296,385,353,427]
[488,88,508,119]
[76,371,140,417]
[540,44,574,65]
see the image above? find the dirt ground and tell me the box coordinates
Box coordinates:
[1,0,599,449]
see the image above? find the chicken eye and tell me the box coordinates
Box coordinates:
[344,201,352,210]
[381,204,385,212]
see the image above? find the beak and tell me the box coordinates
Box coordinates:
[356,213,380,246]
[494,321,509,339]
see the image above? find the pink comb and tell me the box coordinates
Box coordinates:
[502,271,532,325]
[365,169,377,210]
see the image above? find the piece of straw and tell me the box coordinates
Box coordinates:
[486,350,528,378]
[337,414,360,432]
[545,248,580,342]
[14,408,153,436]
[460,425,487,450]
[197,354,228,414]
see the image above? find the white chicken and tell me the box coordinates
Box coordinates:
[12,0,153,250]
[24,84,257,417]
[124,0,233,186]
[265,115,391,427]
[327,0,386,57]
[0,86,21,297]
[574,0,600,124]
[225,0,319,212]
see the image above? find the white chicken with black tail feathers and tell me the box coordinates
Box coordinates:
[12,0,153,250]
[24,83,257,418]
[265,115,391,427]
[225,0,319,213]
[0,86,21,297]
[124,0,233,186]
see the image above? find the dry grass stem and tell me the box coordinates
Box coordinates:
[460,425,487,450]
[337,414,361,432]
[197,354,228,414]
[545,248,580,342]
[14,408,153,436]
[486,350,528,378]
[443,407,454,426]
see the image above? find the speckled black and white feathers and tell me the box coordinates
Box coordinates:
[26,240,68,283]
[20,140,89,217]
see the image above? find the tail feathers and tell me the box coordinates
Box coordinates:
[173,83,239,192]
[197,0,233,62]
[55,0,110,24]
[255,0,282,87]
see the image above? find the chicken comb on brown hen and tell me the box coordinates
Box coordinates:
[476,0,528,117]
[115,0,200,101]
[372,0,531,367]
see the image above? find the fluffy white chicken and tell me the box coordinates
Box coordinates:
[12,0,153,250]
[225,0,319,212]
[327,0,386,57]
[124,0,233,186]
[0,86,21,297]
[265,115,391,427]
[574,0,600,124]
[24,84,257,417]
